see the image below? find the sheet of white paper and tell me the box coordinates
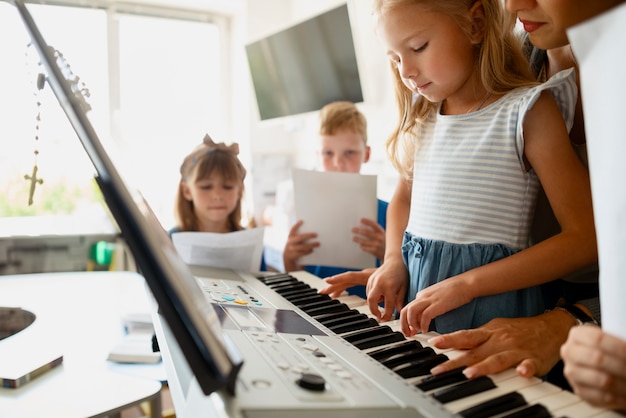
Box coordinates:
[568,3,626,339]
[171,228,265,273]
[293,168,377,270]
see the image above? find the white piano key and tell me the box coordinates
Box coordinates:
[593,410,626,417]
[552,396,620,418]
[353,303,380,317]
[527,389,588,414]
[336,294,368,309]
[290,270,331,291]
[515,380,563,402]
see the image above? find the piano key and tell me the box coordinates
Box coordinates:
[335,294,369,309]
[368,340,426,362]
[433,376,497,404]
[550,392,622,418]
[380,346,437,369]
[326,317,379,334]
[416,366,468,391]
[265,277,301,287]
[524,388,584,413]
[284,291,326,304]
[312,309,362,323]
[304,303,351,317]
[351,331,407,350]
[353,302,386,318]
[289,270,332,290]
[499,403,552,418]
[259,274,294,285]
[271,282,310,293]
[341,324,395,343]
[296,298,341,312]
[593,410,626,418]
[320,312,369,328]
[392,353,449,378]
[273,287,316,300]
[457,391,528,417]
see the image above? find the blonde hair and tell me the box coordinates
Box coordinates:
[174,134,248,232]
[373,0,537,178]
[319,101,368,144]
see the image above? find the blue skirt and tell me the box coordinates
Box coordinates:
[402,231,543,334]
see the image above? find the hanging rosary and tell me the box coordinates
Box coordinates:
[23,43,90,206]
[24,71,46,206]
[24,43,45,206]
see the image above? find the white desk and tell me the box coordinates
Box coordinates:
[0,271,163,418]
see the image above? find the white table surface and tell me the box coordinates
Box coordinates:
[0,271,163,418]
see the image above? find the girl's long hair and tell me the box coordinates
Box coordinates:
[373,0,537,179]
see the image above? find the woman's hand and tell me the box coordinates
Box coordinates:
[366,257,408,322]
[352,218,385,261]
[321,267,375,299]
[562,325,626,410]
[428,308,574,379]
[282,220,319,272]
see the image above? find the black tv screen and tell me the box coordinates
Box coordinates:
[246,4,363,121]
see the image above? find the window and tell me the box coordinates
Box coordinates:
[0,2,226,236]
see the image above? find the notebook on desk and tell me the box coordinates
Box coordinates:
[9,0,243,396]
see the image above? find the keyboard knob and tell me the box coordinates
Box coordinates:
[296,373,326,392]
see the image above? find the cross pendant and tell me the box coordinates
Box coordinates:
[24,164,44,206]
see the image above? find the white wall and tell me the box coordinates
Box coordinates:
[241,0,398,223]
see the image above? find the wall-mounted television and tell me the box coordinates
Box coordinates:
[245,4,363,121]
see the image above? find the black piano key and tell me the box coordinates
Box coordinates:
[271,282,310,293]
[321,312,369,328]
[500,403,552,418]
[280,288,320,300]
[312,309,362,323]
[457,391,528,418]
[368,340,424,362]
[257,272,290,280]
[381,346,436,369]
[432,376,496,403]
[327,317,379,334]
[265,277,300,286]
[304,302,350,316]
[297,298,341,312]
[416,366,468,392]
[260,275,294,285]
[288,293,330,305]
[392,353,448,378]
[342,324,394,342]
[352,331,406,350]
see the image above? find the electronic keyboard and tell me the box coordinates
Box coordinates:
[155,267,624,418]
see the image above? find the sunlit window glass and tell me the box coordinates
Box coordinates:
[0,3,224,235]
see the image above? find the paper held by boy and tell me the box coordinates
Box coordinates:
[293,168,378,270]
